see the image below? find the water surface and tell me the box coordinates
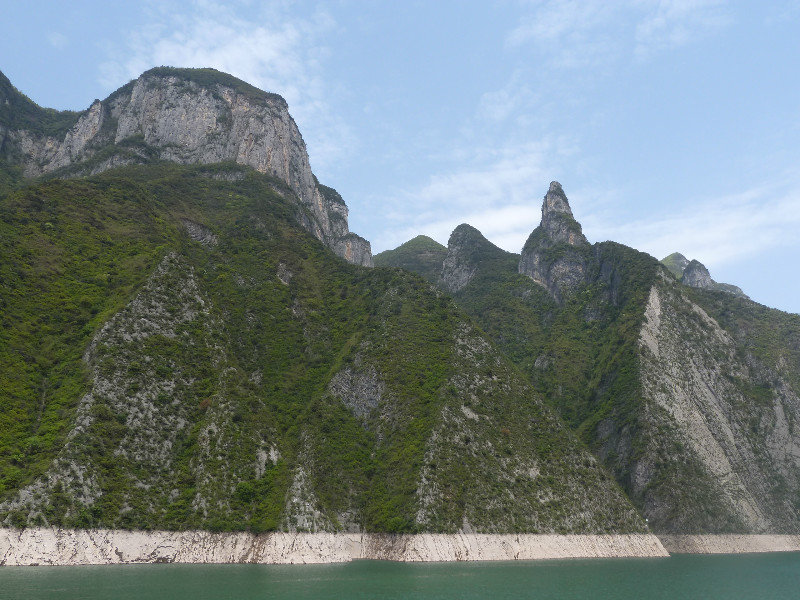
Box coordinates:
[2,553,799,599]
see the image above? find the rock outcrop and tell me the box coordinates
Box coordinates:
[439,224,516,294]
[660,253,748,298]
[518,182,592,302]
[440,225,483,293]
[680,259,715,289]
[0,67,371,266]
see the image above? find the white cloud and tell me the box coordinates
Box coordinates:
[378,154,800,280]
[634,0,730,59]
[374,140,569,252]
[507,0,731,67]
[97,0,354,174]
[583,180,800,269]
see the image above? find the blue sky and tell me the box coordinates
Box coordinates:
[2,1,800,313]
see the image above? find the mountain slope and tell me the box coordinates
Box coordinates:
[0,164,646,534]
[0,67,371,266]
[382,182,800,533]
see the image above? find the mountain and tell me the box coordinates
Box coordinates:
[381,182,800,534]
[0,72,648,534]
[660,253,748,298]
[373,235,446,284]
[0,67,371,267]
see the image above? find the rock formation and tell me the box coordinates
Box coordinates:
[439,224,485,293]
[518,181,592,302]
[661,254,748,298]
[0,67,371,266]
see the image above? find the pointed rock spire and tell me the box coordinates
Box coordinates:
[519,182,592,303]
[540,181,588,247]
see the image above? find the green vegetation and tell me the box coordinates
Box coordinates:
[0,162,642,533]
[0,70,82,138]
[107,67,286,108]
[689,288,800,395]
[660,252,689,278]
[373,235,447,284]
[385,221,800,533]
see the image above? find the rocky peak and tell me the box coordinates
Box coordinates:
[0,67,372,266]
[679,259,749,298]
[440,224,507,293]
[519,182,593,303]
[680,260,714,289]
[662,253,748,299]
[540,181,589,247]
[660,252,690,279]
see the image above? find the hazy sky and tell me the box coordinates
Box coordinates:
[2,1,799,313]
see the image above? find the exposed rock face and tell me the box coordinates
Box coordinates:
[519,182,592,303]
[680,259,714,289]
[661,254,748,298]
[2,68,371,266]
[440,224,512,294]
[633,274,800,532]
[440,225,482,293]
[0,529,668,565]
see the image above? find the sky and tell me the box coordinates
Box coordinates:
[2,0,799,313]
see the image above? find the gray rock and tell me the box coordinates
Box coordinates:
[681,260,714,289]
[4,68,371,266]
[681,259,749,299]
[439,224,509,293]
[519,181,591,303]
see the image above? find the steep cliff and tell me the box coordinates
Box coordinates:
[518,181,593,303]
[631,273,800,532]
[381,181,800,534]
[0,67,371,266]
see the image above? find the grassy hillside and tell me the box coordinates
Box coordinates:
[0,70,82,138]
[373,235,447,284]
[0,163,645,534]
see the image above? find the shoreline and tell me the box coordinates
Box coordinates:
[1,530,666,565]
[659,534,800,555]
[3,529,800,566]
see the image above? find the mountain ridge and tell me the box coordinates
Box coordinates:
[0,66,372,267]
[379,182,800,534]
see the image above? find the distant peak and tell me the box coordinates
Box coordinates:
[542,181,574,220]
[451,223,482,238]
[660,252,690,279]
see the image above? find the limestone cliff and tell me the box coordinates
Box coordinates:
[439,224,510,293]
[629,271,800,532]
[518,182,593,303]
[0,67,371,266]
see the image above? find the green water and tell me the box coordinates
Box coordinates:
[1,554,799,600]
